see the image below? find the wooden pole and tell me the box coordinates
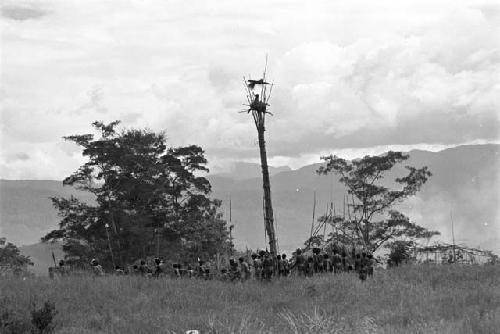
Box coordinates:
[323,202,330,242]
[451,211,456,263]
[155,228,160,258]
[308,191,317,247]
[343,194,346,220]
[106,208,123,266]
[105,224,116,268]
[257,123,277,258]
[346,194,353,246]
[342,194,346,244]
[241,62,278,261]
[275,213,279,255]
[229,196,234,256]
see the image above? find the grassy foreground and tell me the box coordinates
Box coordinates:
[1,265,499,334]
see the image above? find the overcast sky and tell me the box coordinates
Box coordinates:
[1,0,499,179]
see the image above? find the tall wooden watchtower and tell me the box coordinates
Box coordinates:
[241,64,278,259]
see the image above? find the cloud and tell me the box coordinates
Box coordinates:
[15,153,30,161]
[74,87,108,115]
[1,0,499,179]
[2,4,47,21]
[3,152,30,163]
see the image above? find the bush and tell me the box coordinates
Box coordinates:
[0,308,32,334]
[31,301,57,334]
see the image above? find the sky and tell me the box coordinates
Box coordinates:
[1,0,499,179]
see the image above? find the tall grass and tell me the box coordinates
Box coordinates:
[1,264,499,333]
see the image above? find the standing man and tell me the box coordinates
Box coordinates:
[139,260,150,276]
[91,259,104,276]
[312,248,323,273]
[293,248,306,276]
[197,260,205,279]
[277,254,283,278]
[115,265,125,275]
[322,254,331,273]
[229,258,241,281]
[281,254,290,276]
[332,250,342,274]
[305,256,314,277]
[341,251,351,272]
[172,263,181,278]
[358,252,368,281]
[239,257,251,281]
[262,252,274,281]
[153,258,162,278]
[367,254,374,277]
[58,259,69,277]
[253,252,263,280]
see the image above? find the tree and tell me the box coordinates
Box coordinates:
[317,151,439,252]
[43,121,231,268]
[0,237,33,276]
[386,240,415,267]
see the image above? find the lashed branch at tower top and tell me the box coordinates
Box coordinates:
[241,70,274,129]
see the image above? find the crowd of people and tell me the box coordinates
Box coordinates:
[82,247,376,282]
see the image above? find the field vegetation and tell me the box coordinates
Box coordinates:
[1,264,499,334]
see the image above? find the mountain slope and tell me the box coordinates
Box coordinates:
[0,180,94,246]
[209,144,499,254]
[215,162,291,180]
[1,144,498,260]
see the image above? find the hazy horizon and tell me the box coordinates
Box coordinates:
[0,142,498,181]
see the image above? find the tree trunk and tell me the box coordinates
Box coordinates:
[257,126,277,259]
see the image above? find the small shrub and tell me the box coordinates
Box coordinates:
[306,284,318,297]
[0,308,32,334]
[31,301,57,334]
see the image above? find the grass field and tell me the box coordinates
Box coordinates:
[1,264,499,334]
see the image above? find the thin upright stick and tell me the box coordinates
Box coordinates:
[105,226,115,268]
[308,191,317,247]
[451,211,456,262]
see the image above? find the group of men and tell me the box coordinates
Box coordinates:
[128,247,374,281]
[240,247,375,281]
[128,258,212,279]
[51,246,375,281]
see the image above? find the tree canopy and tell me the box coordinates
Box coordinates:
[43,121,231,268]
[0,237,33,276]
[316,151,439,252]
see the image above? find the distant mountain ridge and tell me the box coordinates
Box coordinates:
[1,144,498,268]
[208,144,499,254]
[0,180,94,247]
[214,162,291,180]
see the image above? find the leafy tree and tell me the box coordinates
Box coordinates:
[485,251,499,265]
[317,151,439,252]
[386,240,415,267]
[43,121,231,268]
[0,237,33,276]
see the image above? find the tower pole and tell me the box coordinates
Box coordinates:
[240,62,278,260]
[257,124,277,257]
